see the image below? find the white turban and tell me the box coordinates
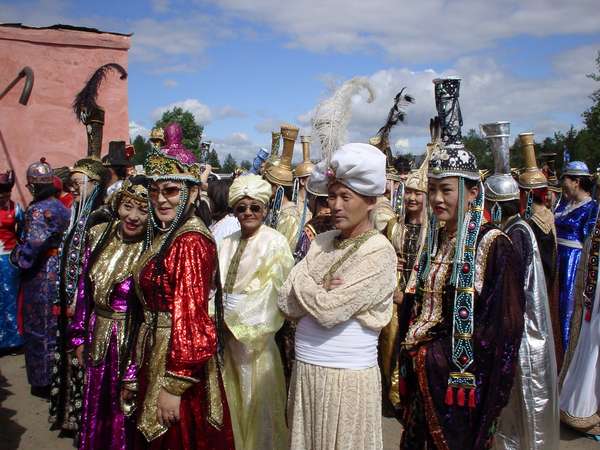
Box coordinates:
[228,174,272,207]
[307,143,386,197]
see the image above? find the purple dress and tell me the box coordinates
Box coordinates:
[68,222,145,450]
[11,197,70,387]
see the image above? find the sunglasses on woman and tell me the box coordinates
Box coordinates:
[235,204,262,214]
[148,186,181,200]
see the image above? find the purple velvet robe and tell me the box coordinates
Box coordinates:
[68,245,140,450]
[397,225,525,450]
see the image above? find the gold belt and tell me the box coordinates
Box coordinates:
[143,309,172,328]
[94,306,127,320]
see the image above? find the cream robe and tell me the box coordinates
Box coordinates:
[218,225,294,450]
[279,229,397,450]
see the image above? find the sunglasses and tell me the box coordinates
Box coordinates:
[235,204,262,214]
[148,186,181,200]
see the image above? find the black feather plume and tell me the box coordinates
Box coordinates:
[73,63,128,120]
[375,87,415,142]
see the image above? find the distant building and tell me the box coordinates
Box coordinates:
[0,23,130,204]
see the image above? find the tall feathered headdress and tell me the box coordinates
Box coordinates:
[73,63,128,119]
[73,63,128,158]
[370,88,415,164]
[312,77,375,165]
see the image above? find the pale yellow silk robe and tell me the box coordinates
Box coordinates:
[218,225,294,450]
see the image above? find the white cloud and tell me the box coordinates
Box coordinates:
[299,43,599,156]
[395,138,410,150]
[210,132,259,162]
[212,0,600,61]
[152,99,247,126]
[129,121,150,140]
[152,98,213,124]
[163,79,178,88]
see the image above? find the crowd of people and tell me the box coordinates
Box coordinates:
[0,75,599,450]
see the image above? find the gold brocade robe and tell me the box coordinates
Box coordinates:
[218,225,294,450]
[277,203,302,251]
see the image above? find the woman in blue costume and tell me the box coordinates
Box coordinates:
[555,161,598,350]
[0,170,24,351]
[10,159,70,397]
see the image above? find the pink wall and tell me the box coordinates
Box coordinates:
[0,25,130,205]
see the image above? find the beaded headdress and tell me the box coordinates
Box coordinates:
[419,77,484,409]
[482,121,519,224]
[72,157,107,182]
[143,146,203,184]
[428,78,479,181]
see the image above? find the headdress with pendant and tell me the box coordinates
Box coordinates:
[418,77,484,410]
[112,178,149,213]
[482,121,519,224]
[71,157,108,182]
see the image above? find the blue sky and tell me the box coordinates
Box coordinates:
[3,0,600,162]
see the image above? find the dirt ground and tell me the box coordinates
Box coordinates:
[0,352,598,450]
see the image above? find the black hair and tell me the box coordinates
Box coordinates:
[565,175,593,194]
[207,179,232,222]
[112,166,128,180]
[0,185,12,194]
[464,179,479,190]
[31,183,57,202]
[282,184,294,201]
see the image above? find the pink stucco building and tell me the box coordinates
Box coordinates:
[0,24,130,205]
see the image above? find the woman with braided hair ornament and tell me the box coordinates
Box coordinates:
[278,142,397,450]
[67,180,149,450]
[121,146,234,450]
[396,78,524,450]
[218,174,293,450]
[50,157,110,437]
[11,158,70,397]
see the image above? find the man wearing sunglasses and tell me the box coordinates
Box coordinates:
[218,174,294,450]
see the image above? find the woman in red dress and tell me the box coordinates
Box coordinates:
[122,146,234,450]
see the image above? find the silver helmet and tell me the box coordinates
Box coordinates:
[482,121,519,202]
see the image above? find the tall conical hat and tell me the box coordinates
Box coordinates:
[518,132,547,189]
[482,121,519,201]
[263,124,298,187]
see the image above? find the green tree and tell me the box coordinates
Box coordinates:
[463,129,493,171]
[240,160,252,170]
[206,149,221,169]
[154,107,204,160]
[131,135,152,165]
[222,153,237,173]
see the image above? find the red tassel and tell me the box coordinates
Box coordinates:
[445,386,454,406]
[398,377,407,397]
[457,387,465,407]
[468,388,476,408]
[586,308,592,322]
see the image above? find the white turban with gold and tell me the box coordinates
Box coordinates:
[228,174,272,207]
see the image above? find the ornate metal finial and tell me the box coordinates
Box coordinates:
[433,77,463,146]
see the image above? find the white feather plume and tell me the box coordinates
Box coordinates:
[311,77,375,164]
